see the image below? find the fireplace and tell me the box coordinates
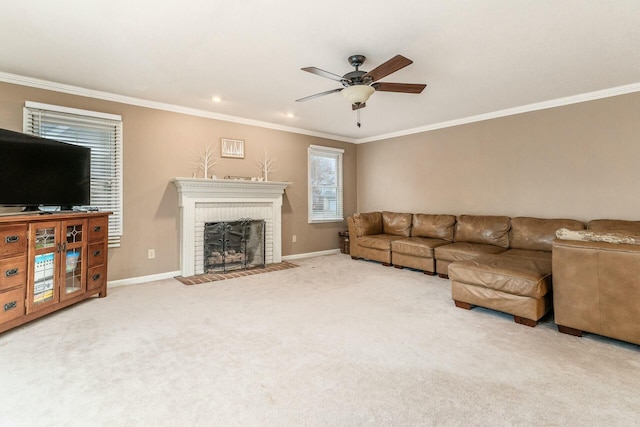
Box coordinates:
[171,178,290,277]
[204,219,265,272]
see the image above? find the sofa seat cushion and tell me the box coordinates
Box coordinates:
[358,234,405,251]
[449,256,552,298]
[391,237,449,258]
[434,242,507,262]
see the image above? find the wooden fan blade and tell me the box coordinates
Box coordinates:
[352,103,366,111]
[363,55,413,82]
[301,67,346,82]
[373,82,427,94]
[295,88,343,102]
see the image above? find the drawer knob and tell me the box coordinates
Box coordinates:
[5,268,18,277]
[92,273,101,281]
[93,226,102,232]
[93,250,102,257]
[4,235,19,244]
[4,301,17,312]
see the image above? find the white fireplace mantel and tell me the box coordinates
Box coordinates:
[171,178,291,277]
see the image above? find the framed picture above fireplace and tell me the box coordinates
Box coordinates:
[221,138,244,158]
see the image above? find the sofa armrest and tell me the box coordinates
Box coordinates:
[555,228,640,246]
[347,216,357,256]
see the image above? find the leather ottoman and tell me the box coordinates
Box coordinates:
[448,255,553,327]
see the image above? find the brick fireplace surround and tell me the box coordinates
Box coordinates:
[171,178,290,277]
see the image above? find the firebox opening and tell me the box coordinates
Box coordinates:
[204,219,266,273]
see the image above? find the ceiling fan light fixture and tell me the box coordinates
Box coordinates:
[341,84,375,105]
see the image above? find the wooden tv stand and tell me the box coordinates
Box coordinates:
[0,211,110,334]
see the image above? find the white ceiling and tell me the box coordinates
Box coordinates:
[1,1,639,142]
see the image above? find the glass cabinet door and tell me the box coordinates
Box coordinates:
[30,223,59,311]
[28,219,88,312]
[60,221,86,300]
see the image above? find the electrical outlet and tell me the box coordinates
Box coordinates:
[292,235,297,243]
[148,249,155,259]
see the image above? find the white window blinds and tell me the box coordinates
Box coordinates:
[308,145,344,223]
[24,102,123,247]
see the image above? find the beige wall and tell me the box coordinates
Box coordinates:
[0,82,357,281]
[357,92,640,222]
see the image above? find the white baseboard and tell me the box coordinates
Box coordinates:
[108,270,180,288]
[282,249,341,260]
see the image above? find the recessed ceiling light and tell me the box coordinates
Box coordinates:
[212,96,222,103]
[285,113,295,118]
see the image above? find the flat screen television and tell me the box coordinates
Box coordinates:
[0,128,91,211]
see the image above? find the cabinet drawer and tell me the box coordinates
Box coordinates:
[0,286,25,325]
[0,255,27,292]
[87,265,107,292]
[88,217,108,243]
[0,224,27,258]
[88,242,106,268]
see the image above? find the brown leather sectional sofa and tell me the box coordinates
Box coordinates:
[347,212,582,276]
[347,212,640,344]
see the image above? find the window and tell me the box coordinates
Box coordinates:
[24,101,123,247]
[308,145,344,223]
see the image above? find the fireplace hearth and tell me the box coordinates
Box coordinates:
[204,219,265,273]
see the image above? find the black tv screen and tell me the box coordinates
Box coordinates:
[0,128,91,210]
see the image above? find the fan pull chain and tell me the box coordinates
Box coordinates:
[357,109,361,128]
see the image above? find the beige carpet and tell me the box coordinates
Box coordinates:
[0,254,638,426]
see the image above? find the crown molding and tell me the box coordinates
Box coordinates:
[0,71,356,144]
[355,82,640,144]
[3,71,638,146]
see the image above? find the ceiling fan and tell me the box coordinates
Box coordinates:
[296,54,427,113]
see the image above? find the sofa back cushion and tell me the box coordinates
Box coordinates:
[588,219,640,234]
[510,217,584,251]
[411,214,456,241]
[353,212,382,236]
[382,211,412,237]
[454,215,511,248]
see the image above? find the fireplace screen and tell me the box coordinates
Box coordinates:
[204,219,266,273]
